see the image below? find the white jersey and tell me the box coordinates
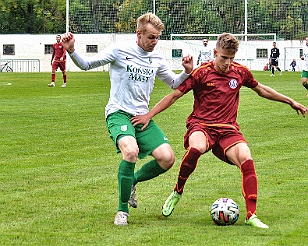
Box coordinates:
[303,43,308,71]
[197,46,213,64]
[70,41,190,117]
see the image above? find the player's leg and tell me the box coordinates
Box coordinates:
[174,131,207,195]
[271,61,275,76]
[301,71,308,97]
[129,121,173,208]
[60,62,67,87]
[276,65,282,75]
[116,135,137,223]
[162,130,207,216]
[133,120,173,185]
[48,63,57,87]
[106,111,137,225]
[225,142,268,228]
[132,144,173,185]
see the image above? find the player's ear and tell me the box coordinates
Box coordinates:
[213,49,218,57]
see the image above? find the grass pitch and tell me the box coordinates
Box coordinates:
[0,70,307,245]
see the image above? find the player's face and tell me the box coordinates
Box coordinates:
[137,24,161,52]
[213,48,236,73]
[203,40,208,46]
[56,36,61,43]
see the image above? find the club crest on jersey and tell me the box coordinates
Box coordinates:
[121,125,128,131]
[229,79,238,89]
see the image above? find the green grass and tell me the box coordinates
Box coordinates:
[0,70,307,245]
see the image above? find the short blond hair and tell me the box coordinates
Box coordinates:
[137,13,164,33]
[216,33,239,53]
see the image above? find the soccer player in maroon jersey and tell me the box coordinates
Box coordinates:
[130,33,307,229]
[48,34,67,87]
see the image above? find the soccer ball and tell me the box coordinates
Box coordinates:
[210,198,239,226]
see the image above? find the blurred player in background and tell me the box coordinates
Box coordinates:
[131,33,307,229]
[196,39,213,66]
[61,13,193,226]
[301,36,308,98]
[48,34,67,87]
[270,41,282,76]
[290,59,296,72]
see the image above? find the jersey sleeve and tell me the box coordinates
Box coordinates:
[156,59,190,89]
[177,75,195,94]
[243,69,258,88]
[70,44,118,71]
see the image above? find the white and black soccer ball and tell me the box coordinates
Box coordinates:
[210,198,239,226]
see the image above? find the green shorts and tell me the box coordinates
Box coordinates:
[301,70,308,79]
[106,110,170,159]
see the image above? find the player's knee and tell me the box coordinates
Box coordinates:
[163,153,175,170]
[122,146,139,163]
[152,143,175,170]
[156,151,175,170]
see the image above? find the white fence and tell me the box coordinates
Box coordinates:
[0,34,305,72]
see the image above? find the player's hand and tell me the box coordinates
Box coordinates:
[291,101,307,117]
[61,32,75,53]
[182,54,194,74]
[130,114,151,130]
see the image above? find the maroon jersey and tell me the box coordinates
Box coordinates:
[52,42,66,61]
[178,61,258,129]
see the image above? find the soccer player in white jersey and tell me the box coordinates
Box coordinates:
[61,13,193,226]
[196,39,213,66]
[301,36,308,98]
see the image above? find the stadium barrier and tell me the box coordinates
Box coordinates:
[0,59,40,72]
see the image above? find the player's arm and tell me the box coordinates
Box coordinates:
[61,47,66,61]
[197,51,201,65]
[131,89,184,130]
[51,44,55,64]
[252,83,307,117]
[158,55,193,89]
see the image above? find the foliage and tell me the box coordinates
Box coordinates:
[0,0,66,34]
[0,0,307,39]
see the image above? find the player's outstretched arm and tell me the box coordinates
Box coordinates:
[252,83,307,117]
[131,89,184,130]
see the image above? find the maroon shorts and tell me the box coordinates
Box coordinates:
[52,60,66,71]
[184,122,247,164]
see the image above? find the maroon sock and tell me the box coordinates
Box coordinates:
[63,74,67,83]
[241,159,258,220]
[174,147,202,194]
[51,74,55,82]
